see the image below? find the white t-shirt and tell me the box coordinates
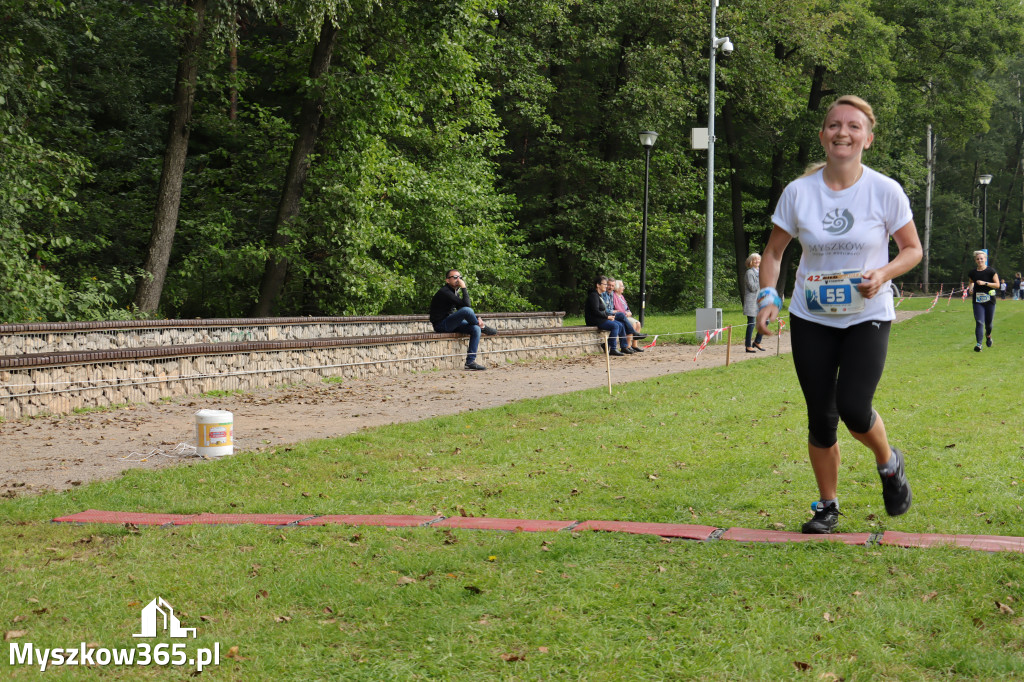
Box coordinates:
[772,166,913,328]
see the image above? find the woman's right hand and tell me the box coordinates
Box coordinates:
[756,305,777,335]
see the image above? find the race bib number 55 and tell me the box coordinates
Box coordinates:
[805,270,865,314]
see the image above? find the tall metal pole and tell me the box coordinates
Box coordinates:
[704,0,718,309]
[640,144,651,327]
[982,182,989,252]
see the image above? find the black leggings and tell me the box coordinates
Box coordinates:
[790,315,890,448]
[972,300,995,344]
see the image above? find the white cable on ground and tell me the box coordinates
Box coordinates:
[122,442,197,462]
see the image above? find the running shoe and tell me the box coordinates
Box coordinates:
[482,325,498,336]
[801,501,841,534]
[974,344,982,352]
[464,361,487,371]
[986,336,993,347]
[879,447,912,517]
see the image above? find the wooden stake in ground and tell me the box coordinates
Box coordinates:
[604,331,612,395]
[725,325,732,366]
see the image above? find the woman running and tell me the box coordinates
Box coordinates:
[757,95,923,534]
[967,251,1000,351]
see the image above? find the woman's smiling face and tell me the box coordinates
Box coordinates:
[819,104,874,163]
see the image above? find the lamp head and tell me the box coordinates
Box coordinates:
[638,131,659,148]
[978,174,993,186]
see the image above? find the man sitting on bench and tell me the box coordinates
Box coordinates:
[429,269,497,370]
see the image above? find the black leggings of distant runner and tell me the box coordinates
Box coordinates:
[972,300,995,344]
[789,315,891,448]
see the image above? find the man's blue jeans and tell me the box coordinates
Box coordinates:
[434,307,481,363]
[596,319,628,350]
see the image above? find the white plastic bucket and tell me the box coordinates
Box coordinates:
[195,409,233,457]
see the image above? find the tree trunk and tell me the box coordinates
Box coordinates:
[994,131,1024,256]
[133,0,206,314]
[721,100,747,299]
[228,17,238,121]
[250,19,340,317]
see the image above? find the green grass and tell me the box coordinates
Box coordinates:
[200,389,245,398]
[2,299,1023,679]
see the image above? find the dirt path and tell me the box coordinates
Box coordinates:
[0,312,919,498]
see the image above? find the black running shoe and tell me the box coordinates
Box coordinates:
[482,325,498,336]
[801,501,841,534]
[464,361,486,371]
[974,344,982,352]
[986,336,993,348]
[879,447,912,517]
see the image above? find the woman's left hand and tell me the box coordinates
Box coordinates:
[857,269,887,299]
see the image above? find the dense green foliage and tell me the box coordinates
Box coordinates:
[1,0,1023,321]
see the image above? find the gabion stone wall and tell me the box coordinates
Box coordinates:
[0,312,565,355]
[0,328,603,419]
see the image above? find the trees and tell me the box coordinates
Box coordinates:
[873,0,1024,290]
[485,0,710,313]
[133,0,207,313]
[2,0,1024,323]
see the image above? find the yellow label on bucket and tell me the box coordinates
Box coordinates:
[198,422,232,447]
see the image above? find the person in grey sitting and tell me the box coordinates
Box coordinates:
[429,269,496,370]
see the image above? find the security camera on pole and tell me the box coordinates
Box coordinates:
[696,0,733,341]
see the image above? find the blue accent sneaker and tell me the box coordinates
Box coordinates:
[801,501,841,534]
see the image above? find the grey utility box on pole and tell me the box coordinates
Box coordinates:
[696,307,723,342]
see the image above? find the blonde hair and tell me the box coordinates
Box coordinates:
[823,95,876,131]
[745,253,760,269]
[800,95,877,177]
[973,250,987,259]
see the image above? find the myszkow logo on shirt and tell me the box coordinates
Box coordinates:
[7,597,221,673]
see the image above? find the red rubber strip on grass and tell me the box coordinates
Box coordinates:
[879,531,1024,552]
[298,514,440,527]
[52,510,198,526]
[433,517,576,532]
[573,520,718,540]
[173,513,314,526]
[49,511,1024,553]
[720,527,872,545]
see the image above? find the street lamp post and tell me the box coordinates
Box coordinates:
[698,0,732,338]
[638,130,658,327]
[978,174,993,252]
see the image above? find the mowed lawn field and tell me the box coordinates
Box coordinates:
[2,299,1023,680]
